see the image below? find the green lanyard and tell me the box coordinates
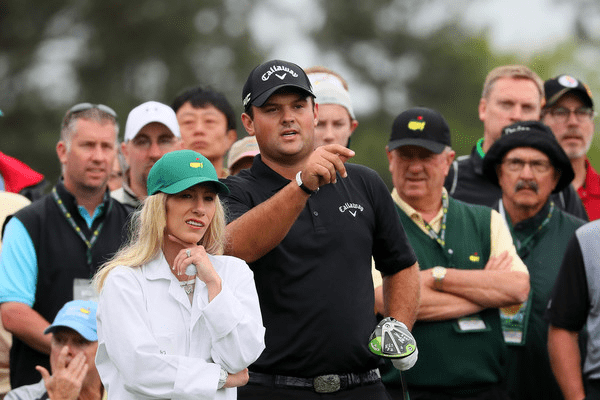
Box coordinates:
[499,199,554,255]
[52,187,110,268]
[423,191,449,247]
[475,138,486,158]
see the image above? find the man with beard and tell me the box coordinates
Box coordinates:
[482,120,586,400]
[222,59,420,400]
[111,101,181,208]
[542,75,599,220]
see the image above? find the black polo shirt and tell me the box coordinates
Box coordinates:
[222,155,417,377]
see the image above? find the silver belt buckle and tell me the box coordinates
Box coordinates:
[314,374,341,393]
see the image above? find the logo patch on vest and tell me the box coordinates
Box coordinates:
[469,252,480,262]
[339,202,364,217]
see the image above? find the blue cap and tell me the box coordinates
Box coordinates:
[44,300,98,341]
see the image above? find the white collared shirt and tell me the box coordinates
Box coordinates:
[96,252,265,399]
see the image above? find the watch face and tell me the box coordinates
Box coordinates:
[432,266,446,279]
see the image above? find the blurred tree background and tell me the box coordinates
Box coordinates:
[1,0,600,189]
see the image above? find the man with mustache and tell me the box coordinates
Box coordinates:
[111,101,182,208]
[444,65,587,221]
[542,75,599,220]
[482,120,586,400]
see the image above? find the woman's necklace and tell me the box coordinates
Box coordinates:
[179,279,196,295]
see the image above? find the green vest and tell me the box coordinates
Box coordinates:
[503,201,585,400]
[384,197,508,392]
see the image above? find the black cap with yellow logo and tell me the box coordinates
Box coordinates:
[388,107,451,154]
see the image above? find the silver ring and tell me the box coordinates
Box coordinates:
[186,249,191,258]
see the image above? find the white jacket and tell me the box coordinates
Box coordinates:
[95,253,265,399]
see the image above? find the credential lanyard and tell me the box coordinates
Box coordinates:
[498,199,553,345]
[423,191,449,247]
[498,199,554,254]
[52,187,110,268]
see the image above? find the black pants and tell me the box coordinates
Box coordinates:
[238,381,392,399]
[587,379,600,400]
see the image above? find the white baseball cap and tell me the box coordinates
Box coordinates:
[124,101,181,142]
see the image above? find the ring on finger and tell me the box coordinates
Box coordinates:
[186,249,191,258]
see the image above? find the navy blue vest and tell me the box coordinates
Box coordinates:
[7,181,131,387]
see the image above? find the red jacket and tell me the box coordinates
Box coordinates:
[0,152,45,198]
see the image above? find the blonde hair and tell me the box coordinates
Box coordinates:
[93,190,226,291]
[482,65,544,100]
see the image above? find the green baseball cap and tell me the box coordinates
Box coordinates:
[147,150,230,196]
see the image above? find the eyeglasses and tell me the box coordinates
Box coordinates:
[547,106,595,123]
[502,158,552,173]
[66,103,117,118]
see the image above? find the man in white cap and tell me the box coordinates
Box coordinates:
[111,101,181,208]
[5,300,103,400]
[306,66,358,148]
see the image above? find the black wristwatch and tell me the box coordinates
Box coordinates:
[296,171,318,195]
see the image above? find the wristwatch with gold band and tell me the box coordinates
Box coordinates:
[432,266,447,291]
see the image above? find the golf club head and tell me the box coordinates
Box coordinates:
[368,317,416,359]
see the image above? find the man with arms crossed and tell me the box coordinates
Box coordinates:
[379,107,529,399]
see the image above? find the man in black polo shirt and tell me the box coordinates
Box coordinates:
[0,103,131,387]
[222,60,420,399]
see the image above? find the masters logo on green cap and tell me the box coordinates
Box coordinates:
[147,150,230,196]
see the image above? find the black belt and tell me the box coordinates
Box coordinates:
[248,369,381,394]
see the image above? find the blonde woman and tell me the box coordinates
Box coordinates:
[93,150,265,399]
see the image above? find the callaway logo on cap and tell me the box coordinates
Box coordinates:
[242,59,315,110]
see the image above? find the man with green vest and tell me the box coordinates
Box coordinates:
[482,120,586,400]
[380,107,530,400]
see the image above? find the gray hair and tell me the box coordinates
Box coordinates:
[60,108,119,150]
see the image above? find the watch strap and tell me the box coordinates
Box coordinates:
[296,171,317,195]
